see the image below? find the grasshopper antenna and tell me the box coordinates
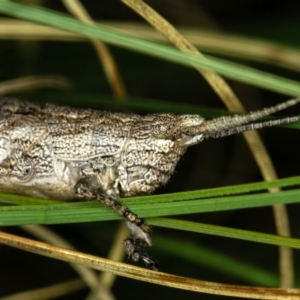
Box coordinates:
[184,98,300,140]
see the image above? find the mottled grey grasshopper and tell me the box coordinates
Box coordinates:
[0,97,299,270]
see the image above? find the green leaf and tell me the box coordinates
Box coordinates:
[1,177,300,226]
[1,2,300,96]
[151,218,300,250]
[154,235,279,286]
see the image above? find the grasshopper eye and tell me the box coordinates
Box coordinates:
[151,114,177,139]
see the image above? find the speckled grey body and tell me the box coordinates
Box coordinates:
[0,98,206,201]
[1,97,300,202]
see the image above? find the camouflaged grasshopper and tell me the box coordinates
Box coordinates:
[0,97,300,270]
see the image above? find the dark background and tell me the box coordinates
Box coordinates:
[1,0,300,299]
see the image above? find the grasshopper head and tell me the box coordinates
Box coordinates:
[149,114,205,144]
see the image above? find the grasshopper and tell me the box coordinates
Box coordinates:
[0,97,299,270]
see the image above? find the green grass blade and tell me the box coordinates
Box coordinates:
[154,235,279,287]
[1,188,300,226]
[1,2,300,96]
[2,175,300,206]
[0,193,58,205]
[151,218,300,250]
[115,175,300,203]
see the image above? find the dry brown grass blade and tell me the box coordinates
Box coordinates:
[121,0,244,109]
[101,22,300,73]
[0,18,81,40]
[98,222,127,289]
[2,19,300,73]
[20,225,117,300]
[21,225,117,300]
[0,231,299,299]
[0,75,72,94]
[62,0,127,100]
[121,0,293,288]
[21,225,101,290]
[0,279,85,300]
[86,223,127,300]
